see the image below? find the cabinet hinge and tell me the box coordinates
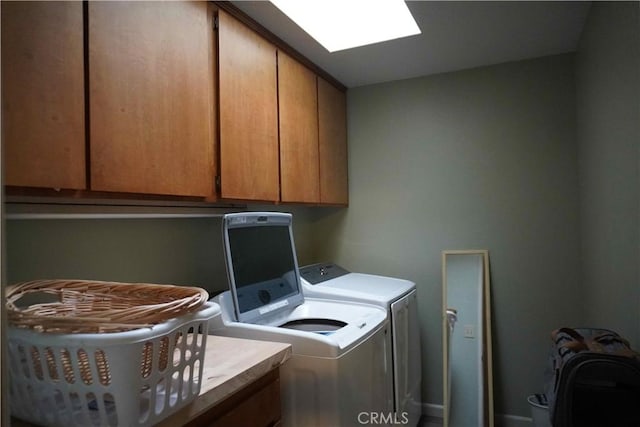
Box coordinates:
[213,15,219,30]
[215,175,221,192]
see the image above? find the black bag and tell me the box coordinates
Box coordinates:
[544,327,640,427]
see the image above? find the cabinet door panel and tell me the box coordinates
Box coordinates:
[89,1,215,197]
[1,1,86,190]
[318,78,348,205]
[218,10,279,202]
[278,52,319,203]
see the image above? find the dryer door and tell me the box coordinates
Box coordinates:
[391,289,422,424]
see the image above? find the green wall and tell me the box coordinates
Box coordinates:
[5,206,318,298]
[309,53,583,418]
[576,2,640,347]
[6,217,227,293]
[305,2,640,420]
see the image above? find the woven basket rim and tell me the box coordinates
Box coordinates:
[6,279,209,333]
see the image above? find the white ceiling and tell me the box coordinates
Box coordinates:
[230,1,592,88]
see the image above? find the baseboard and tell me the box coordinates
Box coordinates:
[495,413,533,427]
[423,403,443,419]
[421,403,532,427]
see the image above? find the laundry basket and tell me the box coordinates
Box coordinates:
[5,280,218,427]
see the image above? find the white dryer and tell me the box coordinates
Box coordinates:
[300,263,423,427]
[208,212,393,427]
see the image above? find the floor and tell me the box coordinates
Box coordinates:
[419,415,443,426]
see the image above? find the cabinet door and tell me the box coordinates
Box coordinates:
[318,78,348,205]
[1,1,86,190]
[278,52,319,203]
[218,10,279,202]
[89,1,216,197]
[190,369,281,427]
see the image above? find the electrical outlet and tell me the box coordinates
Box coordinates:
[464,324,475,338]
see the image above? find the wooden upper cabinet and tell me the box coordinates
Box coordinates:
[2,1,346,206]
[318,78,348,205]
[1,1,86,190]
[89,1,216,197]
[217,9,279,202]
[278,52,320,204]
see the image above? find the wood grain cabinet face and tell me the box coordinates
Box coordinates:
[277,52,320,204]
[1,1,86,190]
[217,9,279,202]
[89,1,216,197]
[187,368,281,427]
[318,78,349,205]
[2,1,346,206]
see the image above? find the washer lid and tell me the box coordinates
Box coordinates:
[223,212,305,323]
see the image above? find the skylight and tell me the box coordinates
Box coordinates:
[270,0,421,53]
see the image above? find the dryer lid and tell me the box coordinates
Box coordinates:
[301,263,415,303]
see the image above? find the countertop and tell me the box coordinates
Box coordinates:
[11,335,292,426]
[156,335,291,426]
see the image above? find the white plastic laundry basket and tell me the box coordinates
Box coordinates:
[8,302,219,427]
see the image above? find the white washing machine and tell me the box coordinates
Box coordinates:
[208,212,393,426]
[300,263,423,427]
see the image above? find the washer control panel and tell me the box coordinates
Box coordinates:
[299,263,350,285]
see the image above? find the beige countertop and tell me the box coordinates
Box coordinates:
[11,335,292,427]
[156,335,291,426]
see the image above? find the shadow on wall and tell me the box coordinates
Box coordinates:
[5,217,230,296]
[4,206,328,299]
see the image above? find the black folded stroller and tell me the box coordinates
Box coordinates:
[543,328,640,427]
